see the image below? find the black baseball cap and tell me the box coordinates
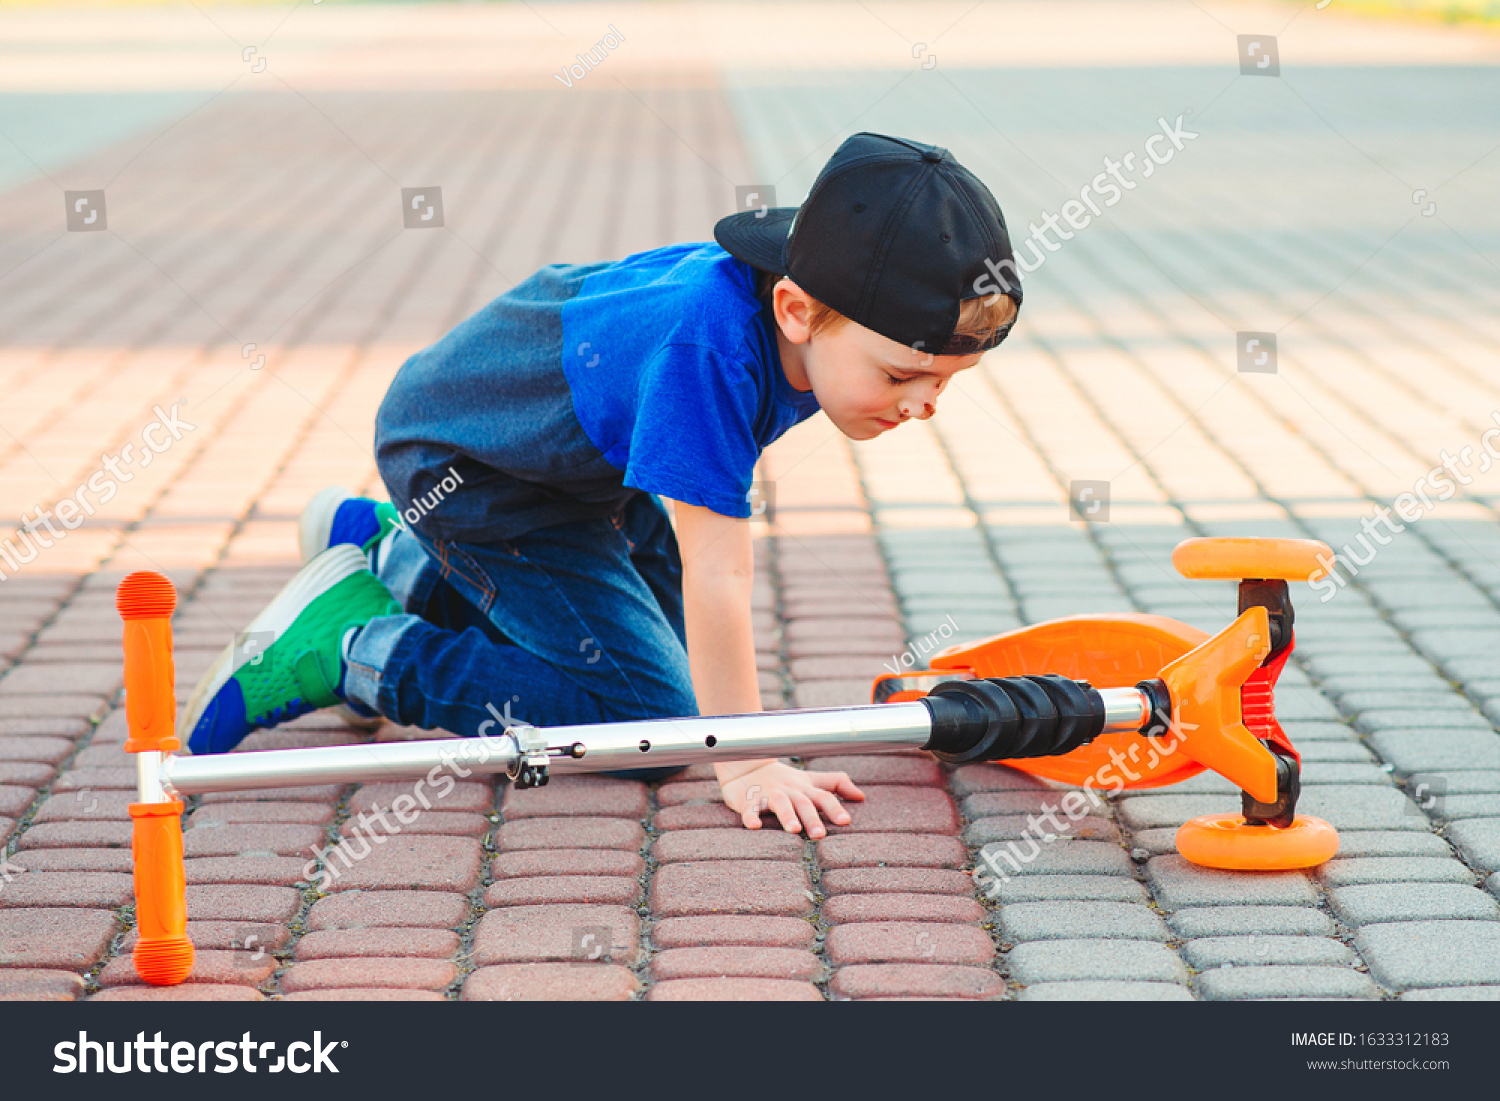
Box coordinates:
[714,132,1021,355]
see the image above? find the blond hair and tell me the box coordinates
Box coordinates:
[755,269,1016,348]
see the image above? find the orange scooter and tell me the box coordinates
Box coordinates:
[116,535,1335,986]
[871,536,1340,872]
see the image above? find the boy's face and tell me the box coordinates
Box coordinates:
[773,281,982,441]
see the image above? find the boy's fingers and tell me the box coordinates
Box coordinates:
[740,802,763,830]
[807,786,851,825]
[790,791,826,839]
[812,771,866,800]
[769,792,801,835]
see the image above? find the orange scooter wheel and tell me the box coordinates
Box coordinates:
[1176,813,1339,871]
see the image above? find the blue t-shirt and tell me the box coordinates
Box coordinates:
[374,242,821,542]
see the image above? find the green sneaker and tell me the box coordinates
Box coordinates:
[296,487,404,728]
[180,544,400,754]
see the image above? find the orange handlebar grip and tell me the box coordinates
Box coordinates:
[1172,537,1333,582]
[129,801,195,984]
[117,572,179,754]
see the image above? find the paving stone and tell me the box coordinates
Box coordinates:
[1299,762,1400,786]
[492,849,646,879]
[89,984,266,1002]
[1366,729,1500,772]
[1182,936,1355,968]
[95,945,279,988]
[1355,920,1500,990]
[650,946,824,981]
[0,908,117,968]
[818,868,973,896]
[831,786,959,833]
[646,977,822,1001]
[962,790,1109,818]
[822,892,984,924]
[656,782,724,807]
[949,765,1054,797]
[463,963,639,1001]
[339,808,491,838]
[0,870,134,908]
[825,922,993,966]
[1447,819,1500,874]
[965,815,1119,846]
[652,861,813,918]
[495,817,645,852]
[1296,742,1379,763]
[279,958,457,992]
[322,835,482,893]
[183,855,313,886]
[1398,986,1500,1001]
[0,785,36,818]
[652,804,744,830]
[828,963,1006,1000]
[294,928,460,960]
[484,875,641,908]
[1431,795,1500,821]
[1117,795,1238,831]
[0,695,106,720]
[281,988,447,1001]
[15,821,132,849]
[1147,856,1318,910]
[182,823,326,857]
[0,968,85,1000]
[1017,981,1192,1001]
[52,767,139,792]
[1315,857,1477,887]
[976,841,1134,879]
[500,775,649,819]
[998,901,1170,943]
[653,828,804,862]
[1329,831,1456,858]
[306,890,469,930]
[1168,906,1338,939]
[1197,965,1380,1000]
[471,904,641,966]
[1006,940,1187,985]
[183,885,302,923]
[1327,884,1500,926]
[0,762,53,787]
[984,875,1151,904]
[650,916,817,950]
[1357,710,1492,734]
[817,833,966,869]
[188,801,336,826]
[0,663,121,696]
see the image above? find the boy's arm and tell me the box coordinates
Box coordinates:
[670,500,864,837]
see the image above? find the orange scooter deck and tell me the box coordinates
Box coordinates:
[919,614,1210,791]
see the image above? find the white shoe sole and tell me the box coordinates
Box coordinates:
[178,544,377,751]
[297,485,386,730]
[298,485,353,566]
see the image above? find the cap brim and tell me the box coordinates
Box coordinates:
[713,207,797,274]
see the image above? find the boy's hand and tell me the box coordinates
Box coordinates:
[717,759,865,839]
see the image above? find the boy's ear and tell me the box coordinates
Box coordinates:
[772,279,813,345]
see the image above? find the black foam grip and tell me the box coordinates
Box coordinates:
[920,676,1107,764]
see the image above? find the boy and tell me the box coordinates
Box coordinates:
[181,132,1022,839]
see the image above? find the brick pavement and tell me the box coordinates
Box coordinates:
[3,2,1500,1001]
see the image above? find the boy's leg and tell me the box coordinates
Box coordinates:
[343,500,698,774]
